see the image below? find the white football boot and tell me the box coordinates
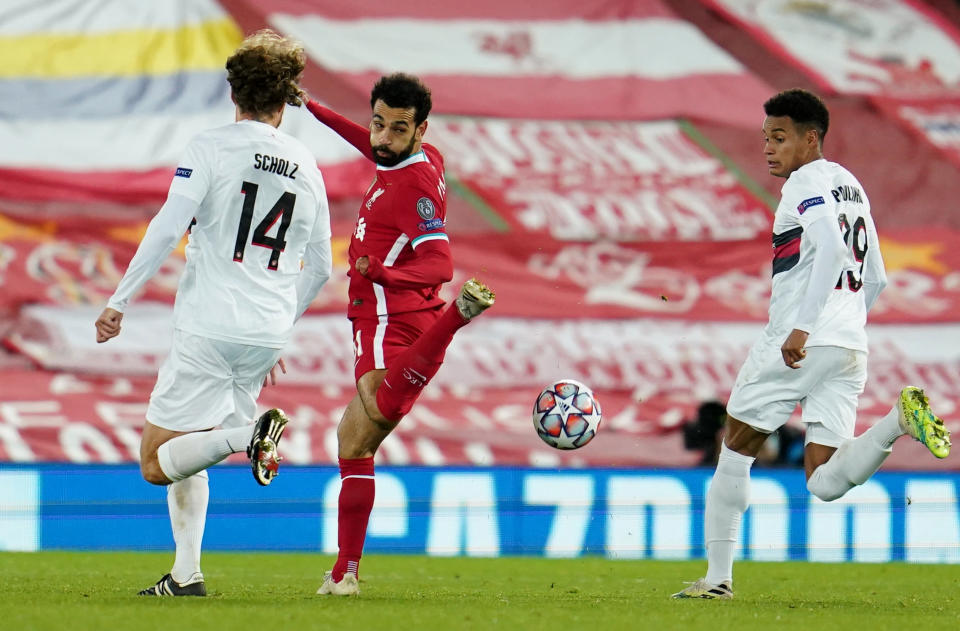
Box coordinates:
[317,570,360,596]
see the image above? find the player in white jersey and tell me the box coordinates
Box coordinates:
[94,30,333,597]
[674,89,951,601]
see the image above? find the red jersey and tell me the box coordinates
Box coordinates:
[347,144,449,318]
[304,100,454,319]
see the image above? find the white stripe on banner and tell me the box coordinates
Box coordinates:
[13,305,960,392]
[0,103,363,170]
[271,16,749,79]
[0,110,233,170]
[0,0,229,36]
[704,0,960,96]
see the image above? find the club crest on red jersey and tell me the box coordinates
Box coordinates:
[366,187,385,210]
[416,197,436,219]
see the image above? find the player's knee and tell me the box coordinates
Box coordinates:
[140,456,171,486]
[806,473,847,502]
[373,388,410,425]
[336,400,397,459]
[356,390,388,425]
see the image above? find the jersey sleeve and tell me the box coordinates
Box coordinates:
[307,165,332,244]
[364,238,453,289]
[861,214,888,312]
[393,183,448,250]
[107,193,199,312]
[305,100,375,162]
[792,214,847,333]
[780,175,835,229]
[295,167,334,319]
[166,134,214,203]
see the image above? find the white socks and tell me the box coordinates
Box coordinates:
[705,443,755,586]
[806,404,902,502]
[157,425,252,482]
[168,470,209,584]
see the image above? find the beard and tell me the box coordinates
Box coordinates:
[372,135,418,167]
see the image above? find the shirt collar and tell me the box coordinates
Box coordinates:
[376,150,427,171]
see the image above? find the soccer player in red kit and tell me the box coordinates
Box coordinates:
[304,73,495,595]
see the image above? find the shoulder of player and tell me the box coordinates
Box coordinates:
[390,177,441,210]
[184,125,229,150]
[781,162,833,205]
[391,160,442,195]
[423,142,444,164]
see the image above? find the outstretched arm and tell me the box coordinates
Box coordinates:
[305,100,375,162]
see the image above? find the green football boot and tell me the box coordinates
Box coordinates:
[898,386,951,459]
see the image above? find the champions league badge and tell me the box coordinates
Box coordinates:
[416,197,436,220]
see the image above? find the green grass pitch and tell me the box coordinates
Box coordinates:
[1,552,958,630]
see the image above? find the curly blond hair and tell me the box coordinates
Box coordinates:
[226,29,305,117]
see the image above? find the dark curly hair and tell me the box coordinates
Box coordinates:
[226,29,305,117]
[763,88,830,143]
[370,73,432,125]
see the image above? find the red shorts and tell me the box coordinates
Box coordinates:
[351,306,443,382]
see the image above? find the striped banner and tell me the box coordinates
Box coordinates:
[872,97,960,172]
[1,316,958,468]
[702,0,960,98]
[0,0,370,203]
[252,0,773,126]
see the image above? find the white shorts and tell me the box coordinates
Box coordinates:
[146,330,282,432]
[726,342,867,448]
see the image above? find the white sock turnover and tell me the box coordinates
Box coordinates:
[157,425,252,482]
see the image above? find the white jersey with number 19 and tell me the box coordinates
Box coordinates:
[168,119,330,348]
[767,159,883,352]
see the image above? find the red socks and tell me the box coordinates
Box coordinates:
[375,303,467,421]
[332,457,375,581]
[333,305,468,580]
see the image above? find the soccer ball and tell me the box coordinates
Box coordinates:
[532,379,602,450]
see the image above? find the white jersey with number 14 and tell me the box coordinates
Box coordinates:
[168,119,330,348]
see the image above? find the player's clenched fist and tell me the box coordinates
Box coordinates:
[95,307,123,343]
[355,255,370,276]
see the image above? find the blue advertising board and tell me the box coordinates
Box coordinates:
[0,465,957,562]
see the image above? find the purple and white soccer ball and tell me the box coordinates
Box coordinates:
[532,379,602,450]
